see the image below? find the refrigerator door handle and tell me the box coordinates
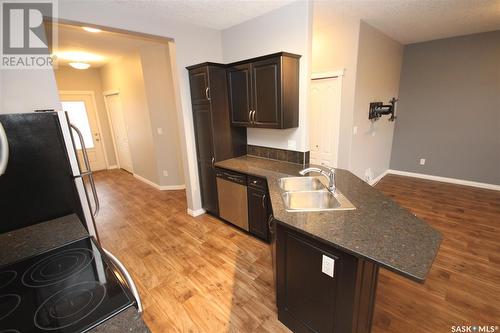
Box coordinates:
[0,122,8,176]
[70,124,100,217]
[103,248,143,314]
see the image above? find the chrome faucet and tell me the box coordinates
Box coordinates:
[299,166,336,193]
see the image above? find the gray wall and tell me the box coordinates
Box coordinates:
[390,31,500,185]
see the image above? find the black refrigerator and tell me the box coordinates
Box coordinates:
[0,111,99,237]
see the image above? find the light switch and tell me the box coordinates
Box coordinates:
[322,255,335,277]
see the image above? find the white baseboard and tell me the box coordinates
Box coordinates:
[187,208,206,217]
[158,184,186,190]
[385,169,500,191]
[369,170,389,186]
[133,174,186,191]
[107,165,119,170]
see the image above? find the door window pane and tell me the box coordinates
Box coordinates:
[62,101,94,149]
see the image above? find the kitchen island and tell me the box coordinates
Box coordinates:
[216,155,441,333]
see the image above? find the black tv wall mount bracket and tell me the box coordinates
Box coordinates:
[369,97,398,121]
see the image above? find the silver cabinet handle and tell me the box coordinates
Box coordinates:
[248,110,252,123]
[211,157,215,167]
[205,87,211,101]
[268,214,274,234]
[262,193,266,209]
[103,248,143,314]
[70,124,100,217]
[0,122,9,176]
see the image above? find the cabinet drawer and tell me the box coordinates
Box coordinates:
[247,176,267,190]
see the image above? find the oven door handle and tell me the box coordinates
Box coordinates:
[103,248,143,314]
[70,123,100,217]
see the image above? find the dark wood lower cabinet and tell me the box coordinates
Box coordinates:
[247,186,269,241]
[276,223,379,333]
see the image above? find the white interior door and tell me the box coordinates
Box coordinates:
[60,92,107,171]
[104,93,133,173]
[309,76,342,167]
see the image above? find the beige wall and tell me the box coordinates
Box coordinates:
[54,67,117,166]
[351,22,403,181]
[312,13,360,169]
[100,53,158,184]
[312,15,402,181]
[139,44,184,186]
[99,48,185,187]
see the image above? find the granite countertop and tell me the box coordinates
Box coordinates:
[215,155,442,282]
[0,214,89,266]
[0,214,151,333]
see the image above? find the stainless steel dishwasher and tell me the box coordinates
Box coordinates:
[215,169,249,231]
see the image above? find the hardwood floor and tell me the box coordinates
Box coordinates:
[93,170,500,333]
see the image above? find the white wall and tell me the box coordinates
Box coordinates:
[350,21,403,181]
[221,1,313,152]
[1,69,61,114]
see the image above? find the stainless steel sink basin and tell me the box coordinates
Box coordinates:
[278,176,356,212]
[281,190,356,212]
[278,177,325,192]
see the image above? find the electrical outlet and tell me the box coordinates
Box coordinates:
[322,255,335,277]
[157,128,163,135]
[163,170,168,177]
[353,126,358,135]
[364,168,374,182]
[420,158,426,165]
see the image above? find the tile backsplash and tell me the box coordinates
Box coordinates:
[247,145,310,166]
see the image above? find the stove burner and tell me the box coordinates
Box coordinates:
[0,294,21,321]
[22,248,94,288]
[0,271,17,290]
[35,281,106,330]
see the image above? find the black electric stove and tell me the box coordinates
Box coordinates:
[0,237,135,333]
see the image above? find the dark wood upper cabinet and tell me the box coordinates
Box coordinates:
[227,52,300,129]
[188,69,210,105]
[227,63,252,126]
[187,63,247,215]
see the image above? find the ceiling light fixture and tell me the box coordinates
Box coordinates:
[69,62,91,70]
[56,51,104,62]
[82,26,102,33]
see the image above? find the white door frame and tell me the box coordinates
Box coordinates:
[102,90,132,172]
[59,90,110,169]
[310,69,344,168]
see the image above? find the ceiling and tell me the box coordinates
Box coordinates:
[114,0,295,30]
[51,23,167,68]
[313,0,500,44]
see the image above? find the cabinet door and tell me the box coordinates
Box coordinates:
[252,57,281,128]
[247,187,269,241]
[277,226,338,333]
[189,67,210,105]
[192,104,218,214]
[227,63,252,126]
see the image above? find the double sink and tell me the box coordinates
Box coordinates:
[278,177,356,212]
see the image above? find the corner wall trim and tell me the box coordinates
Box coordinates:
[369,170,389,186]
[133,174,186,191]
[187,208,206,217]
[108,165,119,170]
[382,169,500,191]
